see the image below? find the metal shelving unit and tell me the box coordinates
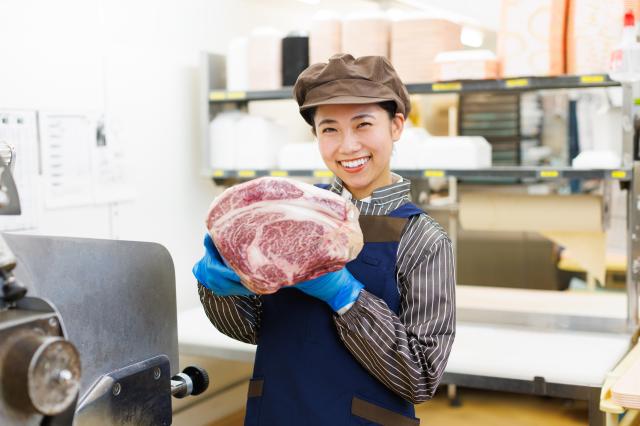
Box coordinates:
[200,52,640,426]
[208,74,619,103]
[209,167,632,182]
[199,52,638,332]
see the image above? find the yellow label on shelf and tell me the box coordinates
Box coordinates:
[539,170,559,178]
[313,170,333,178]
[269,170,288,177]
[505,78,529,88]
[209,91,226,101]
[580,75,606,84]
[611,170,627,179]
[227,91,246,100]
[424,170,445,178]
[238,170,256,177]
[432,82,462,92]
[212,170,225,177]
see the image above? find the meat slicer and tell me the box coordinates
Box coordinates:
[0,142,208,425]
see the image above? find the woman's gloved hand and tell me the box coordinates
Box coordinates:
[294,268,364,313]
[192,235,255,296]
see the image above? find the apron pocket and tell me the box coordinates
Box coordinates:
[350,396,419,426]
[360,254,381,267]
[244,378,264,426]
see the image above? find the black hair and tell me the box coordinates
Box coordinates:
[306,100,398,131]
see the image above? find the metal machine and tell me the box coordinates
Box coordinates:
[0,143,208,425]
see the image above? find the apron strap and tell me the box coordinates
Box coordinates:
[358,216,408,243]
[351,397,419,426]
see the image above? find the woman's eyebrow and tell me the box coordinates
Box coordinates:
[351,113,375,121]
[317,118,337,127]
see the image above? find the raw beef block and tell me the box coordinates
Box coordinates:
[206,177,363,294]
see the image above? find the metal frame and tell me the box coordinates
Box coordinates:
[456,308,630,334]
[199,52,640,422]
[628,162,640,330]
[207,75,619,103]
[441,373,604,426]
[623,81,640,331]
[207,167,632,182]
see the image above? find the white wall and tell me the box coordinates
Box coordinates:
[0,0,494,313]
[0,0,380,313]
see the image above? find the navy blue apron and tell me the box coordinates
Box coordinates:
[244,188,423,426]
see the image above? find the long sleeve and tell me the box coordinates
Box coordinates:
[333,236,456,404]
[197,283,262,345]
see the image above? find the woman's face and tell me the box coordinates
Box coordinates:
[314,103,404,200]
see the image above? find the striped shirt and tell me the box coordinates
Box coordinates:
[198,176,456,404]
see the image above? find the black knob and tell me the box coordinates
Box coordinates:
[182,366,209,396]
[1,276,27,304]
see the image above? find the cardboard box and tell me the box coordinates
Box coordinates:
[391,17,462,83]
[566,0,625,74]
[434,50,499,81]
[498,0,568,77]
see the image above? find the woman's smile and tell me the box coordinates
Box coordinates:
[338,155,371,173]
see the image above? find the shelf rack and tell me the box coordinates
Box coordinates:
[208,167,632,182]
[199,52,638,333]
[200,52,640,426]
[208,74,618,103]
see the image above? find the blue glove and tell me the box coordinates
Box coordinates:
[294,267,364,313]
[192,235,255,296]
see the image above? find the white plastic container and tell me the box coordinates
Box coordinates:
[391,127,430,169]
[248,27,283,90]
[416,137,492,169]
[310,10,342,64]
[277,143,327,170]
[572,150,621,169]
[609,11,640,82]
[226,37,249,91]
[342,11,390,58]
[209,111,246,170]
[392,135,491,170]
[235,116,286,169]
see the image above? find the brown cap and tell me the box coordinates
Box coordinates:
[293,53,411,126]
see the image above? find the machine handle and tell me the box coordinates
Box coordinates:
[171,365,209,398]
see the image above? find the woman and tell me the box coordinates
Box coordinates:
[193,53,456,426]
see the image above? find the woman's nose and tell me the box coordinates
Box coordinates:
[340,131,362,154]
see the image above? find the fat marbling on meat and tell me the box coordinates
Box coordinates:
[206,177,363,294]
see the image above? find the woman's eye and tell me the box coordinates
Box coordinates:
[357,122,371,129]
[321,127,336,134]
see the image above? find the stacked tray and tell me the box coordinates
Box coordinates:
[611,354,640,409]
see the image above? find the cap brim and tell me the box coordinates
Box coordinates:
[300,95,394,111]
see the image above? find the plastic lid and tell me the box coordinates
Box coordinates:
[286,30,309,38]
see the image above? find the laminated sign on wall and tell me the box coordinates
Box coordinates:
[39,111,134,209]
[0,110,39,231]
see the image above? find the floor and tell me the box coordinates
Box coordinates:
[208,387,589,426]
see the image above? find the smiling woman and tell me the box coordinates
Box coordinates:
[196,53,456,426]
[312,102,403,200]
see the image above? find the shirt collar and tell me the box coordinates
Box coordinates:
[329,173,411,204]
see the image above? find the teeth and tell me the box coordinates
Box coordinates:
[341,157,369,168]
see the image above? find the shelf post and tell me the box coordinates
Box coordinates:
[627,163,640,330]
[623,82,640,330]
